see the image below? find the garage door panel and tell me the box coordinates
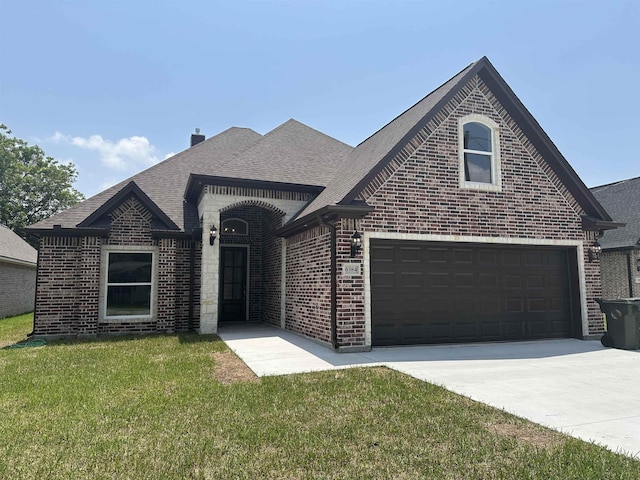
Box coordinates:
[371,240,576,346]
[453,249,473,264]
[428,273,449,288]
[453,273,474,288]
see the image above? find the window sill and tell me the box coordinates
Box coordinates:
[99,316,154,324]
[460,181,502,193]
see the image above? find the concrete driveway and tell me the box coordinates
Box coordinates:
[219,323,640,458]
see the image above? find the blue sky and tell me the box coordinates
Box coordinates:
[1,0,638,198]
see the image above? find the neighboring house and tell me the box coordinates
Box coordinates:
[591,177,640,299]
[0,224,37,318]
[26,57,618,350]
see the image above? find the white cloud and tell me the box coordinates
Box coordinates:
[51,131,162,171]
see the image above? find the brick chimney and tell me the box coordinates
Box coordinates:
[190,128,205,147]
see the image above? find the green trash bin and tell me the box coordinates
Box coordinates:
[596,298,640,350]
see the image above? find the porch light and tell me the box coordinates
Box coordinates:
[209,224,218,245]
[350,230,362,258]
[588,240,601,263]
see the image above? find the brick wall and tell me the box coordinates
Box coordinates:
[34,195,199,337]
[284,73,603,347]
[262,208,283,326]
[34,236,82,336]
[174,239,201,332]
[600,250,640,299]
[285,226,332,343]
[0,261,36,318]
[355,74,602,337]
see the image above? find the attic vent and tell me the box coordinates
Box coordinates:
[190,128,205,147]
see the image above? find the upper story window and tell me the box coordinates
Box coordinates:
[222,218,248,235]
[459,114,501,192]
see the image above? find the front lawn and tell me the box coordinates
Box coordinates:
[1,313,638,479]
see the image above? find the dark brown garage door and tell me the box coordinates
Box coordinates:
[371,240,579,346]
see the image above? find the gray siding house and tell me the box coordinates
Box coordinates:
[0,224,37,318]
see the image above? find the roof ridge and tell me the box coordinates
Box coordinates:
[591,175,640,191]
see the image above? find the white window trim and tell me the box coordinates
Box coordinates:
[458,114,502,192]
[222,218,249,235]
[99,245,158,323]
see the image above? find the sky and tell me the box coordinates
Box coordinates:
[1,0,639,199]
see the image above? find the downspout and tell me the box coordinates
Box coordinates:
[188,230,196,332]
[318,215,338,350]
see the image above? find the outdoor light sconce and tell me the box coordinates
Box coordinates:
[350,230,362,258]
[588,240,601,263]
[209,224,218,245]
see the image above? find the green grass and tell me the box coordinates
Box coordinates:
[1,313,638,479]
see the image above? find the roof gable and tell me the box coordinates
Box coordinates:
[295,57,613,226]
[77,181,179,230]
[27,127,263,232]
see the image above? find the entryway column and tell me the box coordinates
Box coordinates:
[200,209,220,334]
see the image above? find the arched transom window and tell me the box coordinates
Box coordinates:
[222,218,248,235]
[458,115,501,191]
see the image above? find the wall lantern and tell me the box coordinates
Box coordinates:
[588,240,601,263]
[350,230,362,258]
[209,224,218,245]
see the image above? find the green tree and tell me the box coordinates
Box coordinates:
[0,124,84,233]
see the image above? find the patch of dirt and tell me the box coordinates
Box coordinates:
[213,351,259,384]
[487,421,565,450]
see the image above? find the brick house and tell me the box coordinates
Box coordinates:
[591,177,639,299]
[0,224,37,318]
[26,57,618,350]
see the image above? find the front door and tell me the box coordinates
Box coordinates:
[219,246,248,322]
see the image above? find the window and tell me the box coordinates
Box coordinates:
[459,115,501,191]
[222,218,248,235]
[101,247,156,320]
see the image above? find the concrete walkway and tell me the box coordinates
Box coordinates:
[219,323,640,458]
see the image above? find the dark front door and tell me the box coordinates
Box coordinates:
[219,246,248,322]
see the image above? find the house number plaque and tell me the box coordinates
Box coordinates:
[342,263,361,276]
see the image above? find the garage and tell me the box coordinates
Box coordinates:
[370,240,580,346]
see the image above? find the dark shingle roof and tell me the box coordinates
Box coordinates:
[297,61,478,219]
[30,126,262,231]
[0,225,37,265]
[29,120,352,233]
[208,119,352,187]
[591,177,640,249]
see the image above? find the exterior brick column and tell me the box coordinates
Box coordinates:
[157,237,177,332]
[77,236,101,336]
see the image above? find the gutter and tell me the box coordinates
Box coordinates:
[277,203,374,238]
[317,214,338,350]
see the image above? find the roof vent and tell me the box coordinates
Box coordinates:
[190,128,205,147]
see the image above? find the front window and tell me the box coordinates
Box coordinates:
[459,115,501,191]
[222,218,248,235]
[103,250,155,318]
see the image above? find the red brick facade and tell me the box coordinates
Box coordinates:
[34,197,201,337]
[285,75,604,348]
[32,70,607,348]
[285,226,332,343]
